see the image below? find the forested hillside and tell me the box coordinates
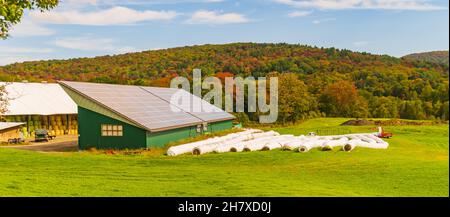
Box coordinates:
[403,51,449,65]
[0,43,448,122]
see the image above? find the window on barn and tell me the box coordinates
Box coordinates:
[101,124,123,137]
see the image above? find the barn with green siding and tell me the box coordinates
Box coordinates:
[58,81,234,150]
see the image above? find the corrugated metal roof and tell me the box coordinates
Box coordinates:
[0,122,25,131]
[58,81,234,132]
[1,82,77,116]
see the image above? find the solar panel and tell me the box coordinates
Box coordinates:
[141,87,235,122]
[59,81,204,131]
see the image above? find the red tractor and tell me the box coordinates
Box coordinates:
[377,127,393,138]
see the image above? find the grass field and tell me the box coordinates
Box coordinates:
[0,118,448,196]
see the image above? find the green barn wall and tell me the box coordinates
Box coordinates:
[79,106,233,149]
[146,120,233,148]
[78,107,147,150]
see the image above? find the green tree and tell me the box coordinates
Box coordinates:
[371,96,399,118]
[437,101,449,120]
[1,0,58,39]
[277,73,317,123]
[399,100,426,120]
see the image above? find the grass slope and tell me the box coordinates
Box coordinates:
[0,118,448,196]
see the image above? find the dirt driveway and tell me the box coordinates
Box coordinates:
[3,135,78,152]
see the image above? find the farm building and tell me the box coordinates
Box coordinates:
[58,81,235,150]
[0,122,25,142]
[1,82,78,138]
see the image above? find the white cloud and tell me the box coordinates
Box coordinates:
[52,0,226,8]
[0,46,54,53]
[312,17,336,24]
[30,6,179,25]
[53,36,137,53]
[9,19,55,37]
[186,10,250,24]
[203,0,225,2]
[287,10,312,17]
[274,0,446,11]
[0,45,54,66]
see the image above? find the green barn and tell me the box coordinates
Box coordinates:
[58,81,235,150]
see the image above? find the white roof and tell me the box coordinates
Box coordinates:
[1,82,77,116]
[0,122,25,131]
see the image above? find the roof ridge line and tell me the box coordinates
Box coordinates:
[138,86,207,123]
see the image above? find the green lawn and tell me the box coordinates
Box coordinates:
[0,118,448,196]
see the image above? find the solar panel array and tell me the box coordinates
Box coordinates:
[60,81,234,132]
[141,87,234,122]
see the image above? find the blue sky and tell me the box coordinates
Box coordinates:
[0,0,448,65]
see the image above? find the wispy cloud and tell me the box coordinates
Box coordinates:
[9,19,55,37]
[53,36,137,53]
[0,45,54,66]
[186,10,250,24]
[287,10,313,17]
[312,17,336,24]
[0,46,54,53]
[274,0,446,11]
[62,0,226,6]
[31,6,179,25]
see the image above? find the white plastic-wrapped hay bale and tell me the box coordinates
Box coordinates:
[261,135,295,151]
[167,137,220,156]
[192,143,220,155]
[297,138,323,153]
[348,134,389,149]
[220,133,273,153]
[342,139,361,152]
[356,137,389,149]
[249,130,280,139]
[192,131,268,155]
[365,134,389,149]
[281,136,309,150]
[214,133,263,153]
[318,139,332,151]
[354,134,377,144]
[321,137,348,151]
[243,135,294,152]
[242,139,271,152]
[167,129,260,156]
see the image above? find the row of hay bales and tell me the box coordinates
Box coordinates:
[167,129,390,156]
[4,115,78,138]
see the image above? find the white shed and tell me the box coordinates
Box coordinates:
[1,82,78,137]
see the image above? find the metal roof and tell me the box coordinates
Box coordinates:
[1,82,77,116]
[0,122,25,131]
[141,87,235,123]
[58,81,234,132]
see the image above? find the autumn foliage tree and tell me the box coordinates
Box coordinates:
[320,81,369,118]
[277,73,318,123]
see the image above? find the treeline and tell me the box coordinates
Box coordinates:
[0,43,448,122]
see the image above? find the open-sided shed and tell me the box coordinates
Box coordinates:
[59,81,235,150]
[0,122,26,142]
[1,82,78,138]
